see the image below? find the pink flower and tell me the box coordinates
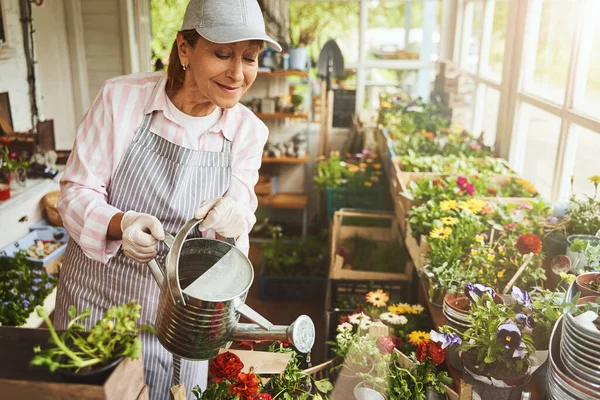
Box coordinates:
[504,223,517,230]
[457,177,468,188]
[464,184,475,195]
[518,203,533,210]
[470,143,482,151]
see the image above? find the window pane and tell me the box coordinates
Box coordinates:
[580,22,600,119]
[366,0,441,61]
[481,86,500,147]
[519,103,561,198]
[363,69,419,109]
[450,78,477,132]
[461,1,484,72]
[568,125,600,198]
[482,0,508,82]
[521,0,577,104]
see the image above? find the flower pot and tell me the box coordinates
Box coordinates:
[575,272,600,297]
[543,231,568,258]
[353,381,386,400]
[577,295,600,305]
[463,365,531,400]
[7,169,27,191]
[334,364,374,399]
[566,234,600,273]
[427,387,448,400]
[55,356,124,385]
[289,47,308,71]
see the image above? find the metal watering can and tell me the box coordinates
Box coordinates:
[148,219,315,361]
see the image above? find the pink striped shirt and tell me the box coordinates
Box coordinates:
[58,72,267,263]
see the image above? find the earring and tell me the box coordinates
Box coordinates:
[182,64,187,71]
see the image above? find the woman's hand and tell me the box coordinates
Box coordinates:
[121,211,165,263]
[194,197,247,238]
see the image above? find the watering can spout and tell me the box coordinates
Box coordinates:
[147,233,176,288]
[230,315,316,354]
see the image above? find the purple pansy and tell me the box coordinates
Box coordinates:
[22,300,30,307]
[515,313,535,329]
[47,274,55,279]
[32,286,39,292]
[32,269,42,276]
[430,330,462,349]
[511,286,533,310]
[497,321,522,350]
[2,301,8,306]
[465,283,497,302]
[19,293,25,299]
[44,282,53,290]
[32,278,42,284]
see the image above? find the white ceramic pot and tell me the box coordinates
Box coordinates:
[289,47,308,71]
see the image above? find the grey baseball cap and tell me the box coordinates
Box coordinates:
[181,0,282,52]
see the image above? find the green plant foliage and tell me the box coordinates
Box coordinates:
[262,228,329,277]
[150,0,188,59]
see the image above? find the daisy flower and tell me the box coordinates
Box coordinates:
[379,312,408,325]
[337,322,353,333]
[365,289,389,307]
[411,304,425,314]
[388,303,413,315]
[440,217,457,226]
[429,226,452,240]
[408,331,431,346]
[348,312,371,325]
[440,200,458,211]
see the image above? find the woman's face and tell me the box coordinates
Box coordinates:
[178,36,261,109]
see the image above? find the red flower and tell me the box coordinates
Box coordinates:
[464,184,475,196]
[228,372,260,400]
[415,340,445,365]
[252,394,272,400]
[416,341,429,363]
[392,336,403,348]
[277,340,290,347]
[428,340,445,365]
[376,336,396,355]
[487,187,498,196]
[515,233,542,255]
[8,151,19,160]
[339,314,350,324]
[209,352,244,383]
[504,223,517,230]
[0,137,9,146]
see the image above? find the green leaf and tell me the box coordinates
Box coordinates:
[315,379,333,393]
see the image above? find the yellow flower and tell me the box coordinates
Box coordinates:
[317,155,326,161]
[560,272,576,284]
[457,201,470,211]
[454,125,463,132]
[465,198,487,213]
[364,181,373,187]
[487,252,495,261]
[475,235,484,243]
[477,269,484,275]
[589,175,600,184]
[429,226,452,240]
[366,158,373,163]
[365,289,389,307]
[330,151,340,157]
[497,269,506,278]
[347,164,360,173]
[388,303,414,315]
[411,304,425,314]
[408,331,430,346]
[373,163,382,170]
[440,217,457,226]
[440,200,458,211]
[370,176,380,182]
[517,179,537,194]
[471,249,479,256]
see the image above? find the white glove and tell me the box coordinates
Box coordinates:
[121,211,165,263]
[194,197,247,238]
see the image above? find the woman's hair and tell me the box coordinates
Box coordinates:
[166,29,201,93]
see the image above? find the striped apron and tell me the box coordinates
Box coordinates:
[55,110,232,400]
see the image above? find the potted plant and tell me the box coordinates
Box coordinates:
[566,236,600,273]
[566,175,600,236]
[0,137,31,190]
[30,300,155,384]
[438,286,536,400]
[576,271,600,297]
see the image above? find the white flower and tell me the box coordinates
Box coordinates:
[411,304,425,313]
[348,312,371,325]
[379,312,408,325]
[337,322,353,333]
[359,319,371,330]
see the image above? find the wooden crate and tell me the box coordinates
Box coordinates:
[329,209,412,281]
[404,223,430,271]
[0,327,147,400]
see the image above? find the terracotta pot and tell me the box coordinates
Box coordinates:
[444,292,504,315]
[575,272,600,297]
[577,295,600,305]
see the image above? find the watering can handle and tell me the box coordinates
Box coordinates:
[147,232,176,289]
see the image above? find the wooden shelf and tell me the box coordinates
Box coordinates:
[262,154,309,164]
[257,70,309,78]
[258,193,308,210]
[255,112,310,120]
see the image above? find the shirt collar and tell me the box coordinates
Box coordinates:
[145,73,235,141]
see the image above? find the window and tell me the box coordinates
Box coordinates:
[450,0,600,201]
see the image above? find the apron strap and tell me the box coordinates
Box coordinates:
[222,138,232,153]
[133,112,155,141]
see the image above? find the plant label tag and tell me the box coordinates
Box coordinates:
[217,349,292,374]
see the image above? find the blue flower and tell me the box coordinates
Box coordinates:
[2,301,8,306]
[497,321,522,350]
[511,286,533,310]
[32,269,42,276]
[19,294,25,299]
[47,274,55,279]
[465,283,496,302]
[430,330,462,349]
[32,286,39,292]
[44,282,53,290]
[28,295,34,301]
[515,313,535,329]
[22,300,30,307]
[32,278,42,284]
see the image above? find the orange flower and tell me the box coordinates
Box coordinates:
[365,289,389,307]
[515,233,542,255]
[228,372,260,400]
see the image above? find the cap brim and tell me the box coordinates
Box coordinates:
[197,27,282,52]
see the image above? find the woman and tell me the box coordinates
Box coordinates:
[55,0,281,398]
